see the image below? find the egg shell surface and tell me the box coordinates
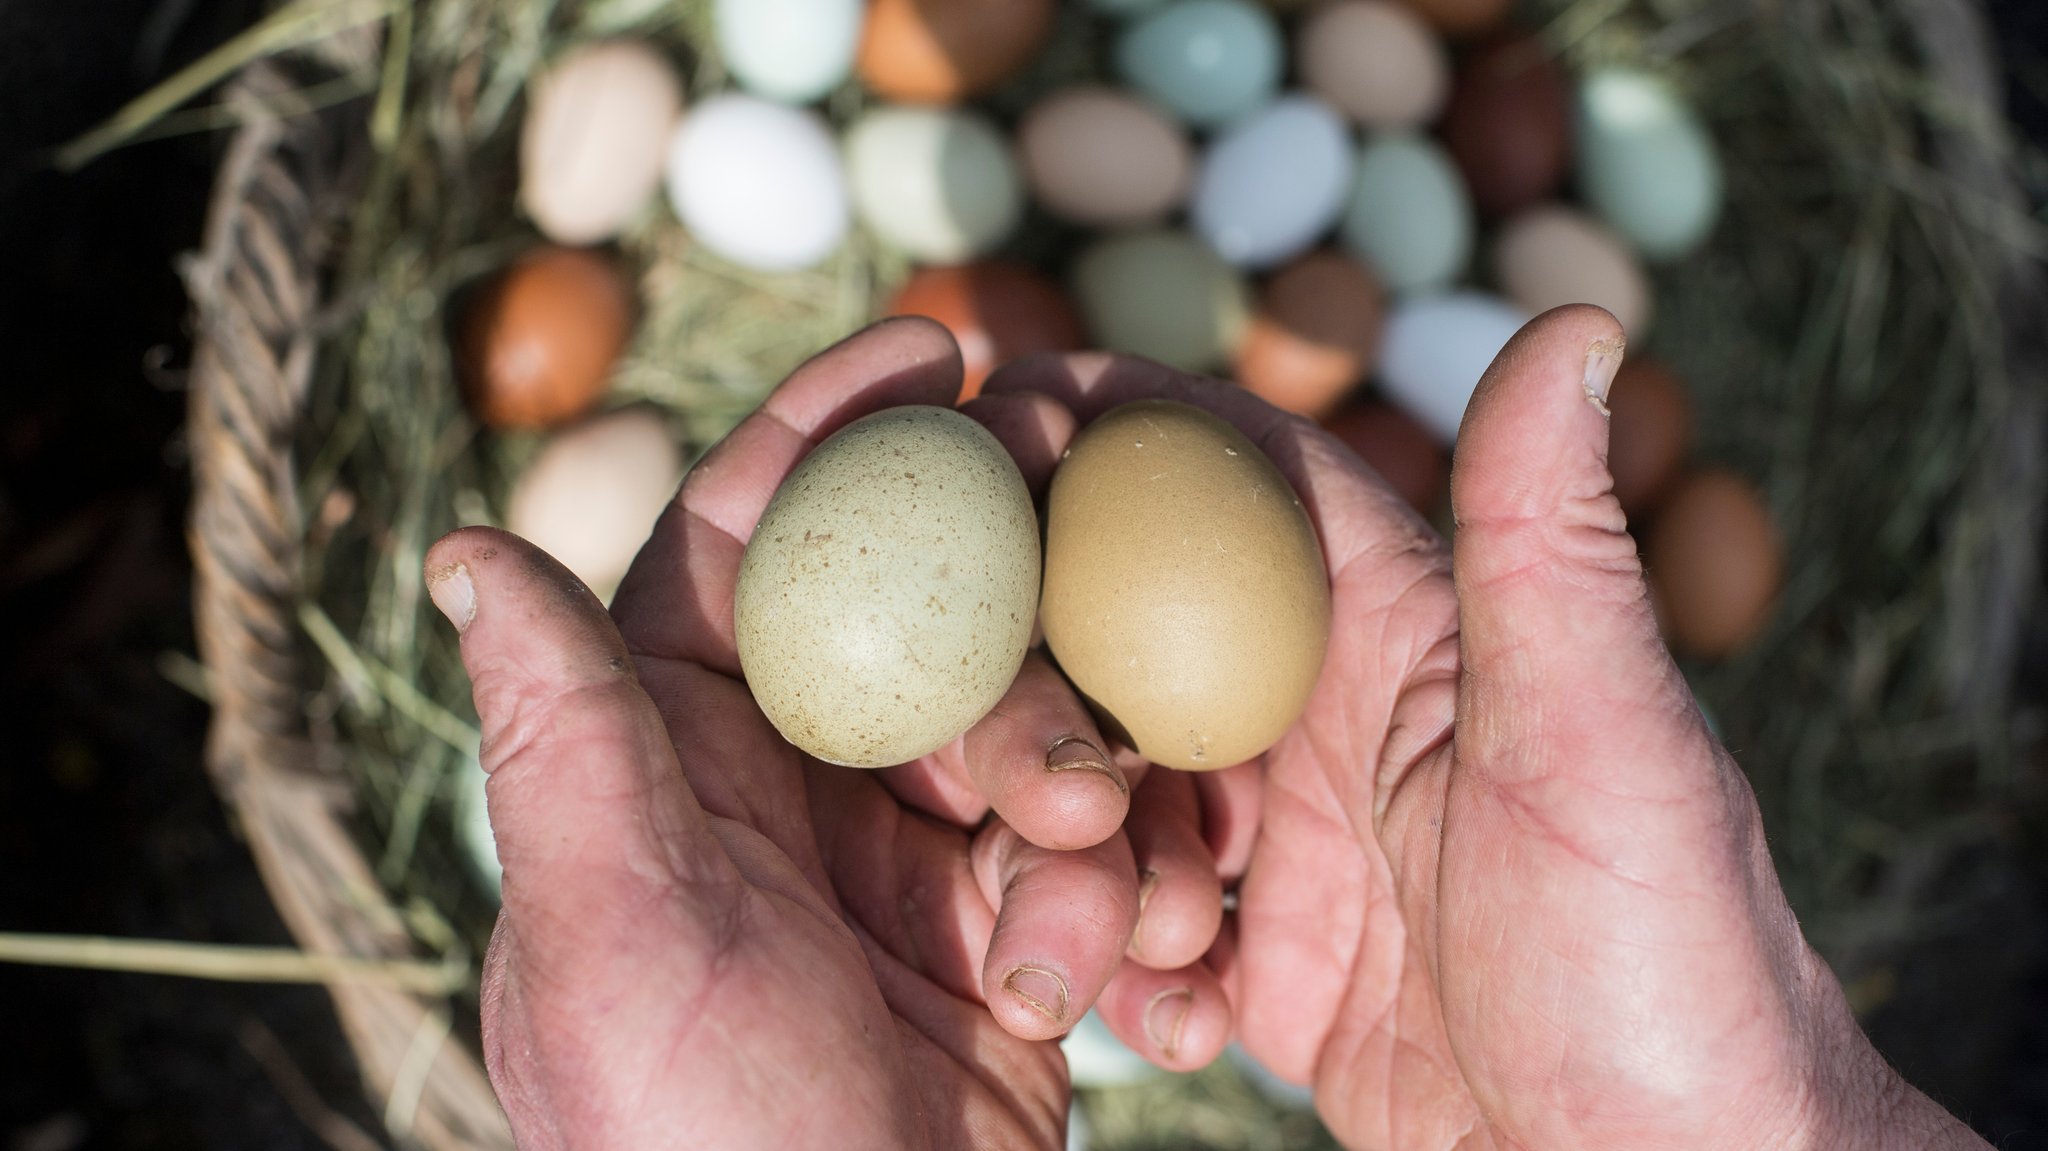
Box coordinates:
[1192,95,1355,269]
[714,0,861,104]
[1577,69,1724,261]
[1072,230,1251,371]
[1378,291,1529,441]
[1041,400,1330,771]
[1233,249,1385,418]
[1440,35,1572,218]
[1339,134,1473,295]
[520,40,683,245]
[1493,204,1652,337]
[460,247,634,430]
[665,94,849,271]
[735,405,1040,767]
[507,407,684,602]
[846,105,1023,263]
[1296,0,1448,129]
[1117,0,1284,128]
[884,262,1085,400]
[1018,86,1192,228]
[857,0,1055,102]
[1646,469,1780,659]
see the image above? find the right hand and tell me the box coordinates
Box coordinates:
[995,305,1987,1150]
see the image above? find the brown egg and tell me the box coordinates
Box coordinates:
[459,247,634,429]
[1041,401,1330,771]
[1646,469,1781,660]
[1606,359,1691,518]
[1322,401,1449,516]
[884,263,1085,401]
[1297,0,1450,130]
[1394,0,1512,37]
[1234,251,1385,420]
[1018,86,1192,228]
[1440,35,1572,217]
[857,0,1055,103]
[1493,204,1653,337]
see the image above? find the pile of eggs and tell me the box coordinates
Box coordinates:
[458,0,1781,660]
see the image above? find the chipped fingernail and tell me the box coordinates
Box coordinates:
[426,562,476,633]
[1144,987,1194,1059]
[1584,336,1626,415]
[1003,965,1070,1025]
[1045,735,1125,796]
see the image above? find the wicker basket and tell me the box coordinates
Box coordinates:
[181,3,2042,1147]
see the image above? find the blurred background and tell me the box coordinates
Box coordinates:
[3,0,2047,1147]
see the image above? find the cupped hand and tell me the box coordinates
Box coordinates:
[424,318,1230,1151]
[989,306,1986,1150]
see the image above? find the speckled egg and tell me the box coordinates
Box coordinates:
[734,406,1040,767]
[1041,400,1330,771]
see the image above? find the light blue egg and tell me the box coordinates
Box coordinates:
[1116,0,1283,129]
[1576,69,1723,261]
[715,0,861,105]
[1192,94,1354,269]
[1339,133,1473,295]
[1379,292,1530,442]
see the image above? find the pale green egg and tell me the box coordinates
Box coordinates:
[846,105,1023,263]
[714,0,860,104]
[1576,69,1724,261]
[1339,133,1473,295]
[1072,230,1251,371]
[1116,0,1283,129]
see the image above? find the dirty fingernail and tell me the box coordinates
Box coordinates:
[1003,964,1070,1025]
[1144,987,1194,1059]
[1046,735,1124,796]
[427,563,476,632]
[1584,336,1626,415]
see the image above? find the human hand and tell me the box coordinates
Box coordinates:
[989,305,1988,1150]
[424,319,1233,1151]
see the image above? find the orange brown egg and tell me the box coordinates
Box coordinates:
[459,247,634,430]
[1234,250,1386,420]
[1646,469,1782,660]
[857,0,1056,103]
[885,262,1085,401]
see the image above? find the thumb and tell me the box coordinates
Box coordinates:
[424,526,735,941]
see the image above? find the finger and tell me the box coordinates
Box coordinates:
[973,819,1140,1041]
[1093,957,1232,1072]
[1194,762,1262,882]
[424,527,743,964]
[958,653,1128,851]
[957,389,1076,498]
[1123,768,1224,970]
[612,316,965,675]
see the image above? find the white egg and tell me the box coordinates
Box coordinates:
[1339,133,1472,295]
[507,407,685,602]
[715,0,861,104]
[665,94,850,271]
[1379,292,1529,441]
[520,41,683,245]
[1191,95,1355,269]
[846,106,1023,263]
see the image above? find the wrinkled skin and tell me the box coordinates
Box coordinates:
[429,309,1986,1150]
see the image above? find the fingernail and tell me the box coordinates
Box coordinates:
[1003,965,1069,1025]
[1046,735,1125,796]
[1144,987,1194,1060]
[1584,337,1626,416]
[427,562,476,632]
[1131,868,1161,955]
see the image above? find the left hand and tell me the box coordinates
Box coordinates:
[426,319,1230,1151]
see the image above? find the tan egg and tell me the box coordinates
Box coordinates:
[507,407,684,603]
[1234,250,1385,419]
[1395,0,1511,37]
[1297,1,1449,130]
[1322,400,1447,516]
[1646,469,1781,660]
[1605,358,1691,518]
[735,406,1040,767]
[1041,401,1331,771]
[459,247,635,430]
[857,0,1055,103]
[1018,86,1193,227]
[1494,204,1653,337]
[520,41,683,245]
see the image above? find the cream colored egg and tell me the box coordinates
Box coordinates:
[1297,1,1449,129]
[1041,401,1330,771]
[1493,204,1653,337]
[508,407,685,602]
[520,41,684,245]
[735,406,1040,768]
[1018,86,1192,228]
